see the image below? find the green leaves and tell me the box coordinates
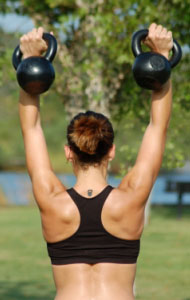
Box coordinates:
[1,0,190,171]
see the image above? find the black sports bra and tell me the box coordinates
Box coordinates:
[47,185,140,265]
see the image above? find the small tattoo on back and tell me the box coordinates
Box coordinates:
[87,189,93,197]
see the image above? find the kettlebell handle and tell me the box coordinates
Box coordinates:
[12,33,57,70]
[131,29,182,68]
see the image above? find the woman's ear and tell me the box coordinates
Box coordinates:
[64,145,74,162]
[108,144,115,161]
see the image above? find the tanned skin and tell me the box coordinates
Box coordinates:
[19,23,173,300]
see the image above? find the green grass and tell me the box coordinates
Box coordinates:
[136,206,190,300]
[0,206,55,300]
[0,205,190,300]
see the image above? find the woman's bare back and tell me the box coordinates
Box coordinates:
[53,262,136,300]
[42,187,143,300]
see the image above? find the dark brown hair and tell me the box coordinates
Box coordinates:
[67,111,114,166]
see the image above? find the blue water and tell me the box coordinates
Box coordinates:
[151,175,190,205]
[0,172,190,205]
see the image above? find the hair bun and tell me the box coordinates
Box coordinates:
[67,111,114,165]
[70,115,105,154]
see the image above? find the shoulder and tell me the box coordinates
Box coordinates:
[108,186,141,209]
[31,170,67,210]
[103,187,145,229]
[116,165,153,208]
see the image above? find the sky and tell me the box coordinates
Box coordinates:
[0,13,34,33]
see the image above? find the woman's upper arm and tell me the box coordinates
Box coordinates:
[31,169,66,209]
[23,126,66,208]
[23,124,53,177]
[119,123,167,205]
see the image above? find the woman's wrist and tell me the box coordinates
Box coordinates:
[19,88,39,103]
[160,52,170,59]
[152,79,171,96]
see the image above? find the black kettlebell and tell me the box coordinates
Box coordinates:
[131,29,182,90]
[12,33,57,94]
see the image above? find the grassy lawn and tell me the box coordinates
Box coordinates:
[136,206,190,300]
[0,205,190,300]
[0,206,55,300]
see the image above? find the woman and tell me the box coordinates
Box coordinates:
[19,23,173,300]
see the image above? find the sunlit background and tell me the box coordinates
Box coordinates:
[0,1,190,299]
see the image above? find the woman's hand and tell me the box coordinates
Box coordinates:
[20,27,48,59]
[143,23,173,59]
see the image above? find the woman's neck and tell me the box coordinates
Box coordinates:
[73,164,108,196]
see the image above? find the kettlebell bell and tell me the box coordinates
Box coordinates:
[131,29,182,90]
[12,33,57,94]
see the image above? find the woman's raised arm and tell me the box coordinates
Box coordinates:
[119,24,173,206]
[19,28,65,209]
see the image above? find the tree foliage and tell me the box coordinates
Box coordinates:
[0,0,190,171]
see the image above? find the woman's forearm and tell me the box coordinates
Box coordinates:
[150,79,172,130]
[19,89,41,132]
[143,24,173,131]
